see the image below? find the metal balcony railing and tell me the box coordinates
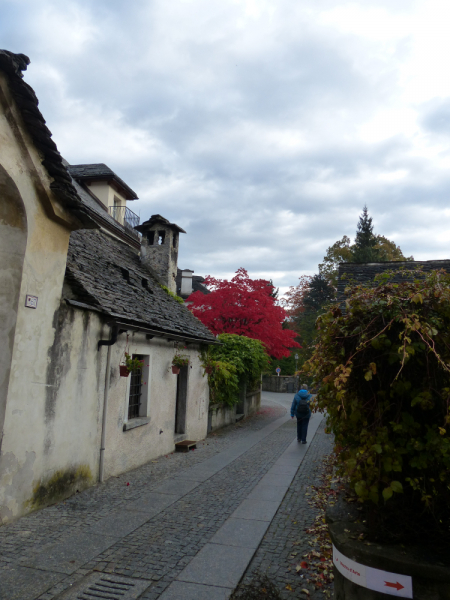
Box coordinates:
[109,205,140,230]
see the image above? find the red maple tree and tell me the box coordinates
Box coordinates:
[187,268,300,359]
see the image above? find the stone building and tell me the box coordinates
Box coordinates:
[0,49,218,524]
[175,268,210,300]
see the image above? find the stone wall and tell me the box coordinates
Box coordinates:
[262,375,299,393]
[208,387,262,432]
[140,226,179,294]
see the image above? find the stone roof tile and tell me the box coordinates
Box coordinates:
[0,50,96,229]
[66,229,218,344]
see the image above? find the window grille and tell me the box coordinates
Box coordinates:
[128,355,144,419]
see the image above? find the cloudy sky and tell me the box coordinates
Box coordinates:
[2,0,450,293]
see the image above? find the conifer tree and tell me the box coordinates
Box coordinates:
[352,206,379,263]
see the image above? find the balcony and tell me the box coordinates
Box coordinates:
[109,205,140,232]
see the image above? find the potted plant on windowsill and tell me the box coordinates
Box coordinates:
[172,353,189,374]
[120,353,144,377]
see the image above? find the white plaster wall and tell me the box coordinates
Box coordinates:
[103,333,209,479]
[87,182,127,211]
[0,77,103,523]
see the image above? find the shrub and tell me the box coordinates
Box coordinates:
[304,269,450,538]
[205,334,269,406]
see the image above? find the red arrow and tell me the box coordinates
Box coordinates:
[385,581,404,591]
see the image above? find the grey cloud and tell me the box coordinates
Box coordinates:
[419,98,450,136]
[2,0,450,290]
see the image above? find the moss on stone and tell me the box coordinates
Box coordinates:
[27,464,92,509]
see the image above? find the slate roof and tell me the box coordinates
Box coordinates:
[338,260,450,305]
[66,229,218,344]
[0,50,96,229]
[68,164,138,200]
[136,214,186,234]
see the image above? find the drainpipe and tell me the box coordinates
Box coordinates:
[98,324,119,482]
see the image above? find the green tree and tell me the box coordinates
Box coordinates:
[319,209,413,286]
[282,274,335,377]
[352,205,378,263]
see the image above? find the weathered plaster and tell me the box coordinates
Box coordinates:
[0,164,27,453]
[102,333,209,479]
[0,84,102,522]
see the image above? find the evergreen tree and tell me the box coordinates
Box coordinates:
[352,206,379,263]
[302,274,335,312]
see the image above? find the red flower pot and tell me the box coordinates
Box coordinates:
[120,365,130,377]
[172,365,180,374]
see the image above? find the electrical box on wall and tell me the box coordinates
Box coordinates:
[25,295,38,309]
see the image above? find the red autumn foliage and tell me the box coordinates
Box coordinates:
[187,268,299,359]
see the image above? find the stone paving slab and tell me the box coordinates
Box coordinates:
[176,543,255,588]
[256,472,296,488]
[159,581,231,600]
[209,518,269,549]
[233,421,334,599]
[247,483,288,502]
[231,497,283,522]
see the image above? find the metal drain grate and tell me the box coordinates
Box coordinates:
[55,573,150,600]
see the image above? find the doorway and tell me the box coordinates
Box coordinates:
[175,365,188,434]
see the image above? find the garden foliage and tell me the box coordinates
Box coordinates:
[305,269,450,525]
[204,334,269,406]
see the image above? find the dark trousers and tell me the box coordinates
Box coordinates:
[297,417,310,442]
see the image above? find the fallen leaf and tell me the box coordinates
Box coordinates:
[301,589,310,596]
[286,584,293,591]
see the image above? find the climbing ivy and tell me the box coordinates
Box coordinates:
[304,268,450,529]
[204,334,269,406]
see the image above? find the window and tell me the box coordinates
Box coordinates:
[128,354,144,419]
[124,354,152,430]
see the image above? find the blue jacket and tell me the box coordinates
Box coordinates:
[291,390,312,419]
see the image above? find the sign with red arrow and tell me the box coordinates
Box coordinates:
[385,582,405,591]
[333,545,413,598]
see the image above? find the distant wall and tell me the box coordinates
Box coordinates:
[208,386,261,432]
[262,375,299,393]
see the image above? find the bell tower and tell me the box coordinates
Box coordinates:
[135,214,186,294]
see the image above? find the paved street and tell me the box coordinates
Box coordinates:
[0,393,333,600]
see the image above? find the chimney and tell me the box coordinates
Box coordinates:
[180,269,194,297]
[135,214,186,294]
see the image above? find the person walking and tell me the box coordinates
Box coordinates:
[291,384,312,444]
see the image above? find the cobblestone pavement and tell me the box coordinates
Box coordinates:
[0,396,333,600]
[235,423,334,599]
[0,402,285,566]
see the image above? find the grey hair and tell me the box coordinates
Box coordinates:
[301,384,309,390]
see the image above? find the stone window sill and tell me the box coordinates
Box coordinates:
[123,417,151,431]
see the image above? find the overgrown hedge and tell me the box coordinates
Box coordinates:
[305,269,450,537]
[204,334,269,406]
